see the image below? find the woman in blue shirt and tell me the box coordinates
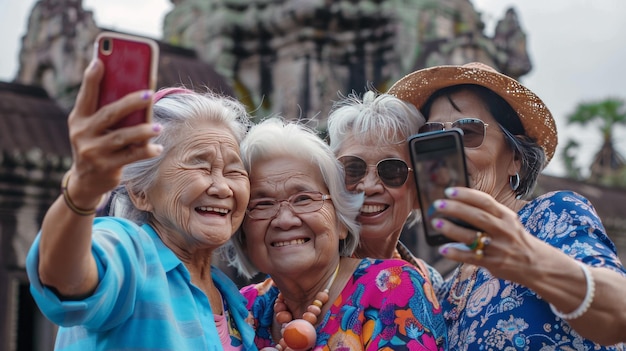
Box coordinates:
[26,58,257,350]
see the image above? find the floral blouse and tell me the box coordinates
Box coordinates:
[241,258,448,350]
[438,191,626,351]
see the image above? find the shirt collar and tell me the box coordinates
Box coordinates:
[141,224,182,273]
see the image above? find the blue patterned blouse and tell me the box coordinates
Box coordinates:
[438,191,626,350]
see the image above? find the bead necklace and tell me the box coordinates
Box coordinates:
[263,264,340,351]
[444,264,478,321]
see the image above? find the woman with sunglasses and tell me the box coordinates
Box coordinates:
[326,90,443,311]
[389,62,626,349]
[227,117,447,350]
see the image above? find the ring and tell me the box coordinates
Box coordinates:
[475,249,484,259]
[467,231,485,250]
[468,231,492,259]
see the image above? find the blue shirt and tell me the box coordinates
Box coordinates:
[438,191,626,350]
[26,217,257,351]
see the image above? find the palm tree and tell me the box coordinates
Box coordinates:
[561,140,582,180]
[565,98,626,187]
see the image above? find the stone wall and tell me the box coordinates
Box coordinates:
[16,0,531,126]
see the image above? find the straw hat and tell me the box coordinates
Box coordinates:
[388,62,557,166]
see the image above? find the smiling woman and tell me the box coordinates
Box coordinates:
[25,59,257,350]
[227,117,448,350]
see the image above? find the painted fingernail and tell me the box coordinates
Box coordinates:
[142,90,153,100]
[439,246,449,255]
[431,218,444,229]
[152,123,163,132]
[445,187,458,197]
[434,200,446,209]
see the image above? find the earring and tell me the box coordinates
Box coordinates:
[510,172,520,191]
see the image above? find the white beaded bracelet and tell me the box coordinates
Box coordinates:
[549,260,595,320]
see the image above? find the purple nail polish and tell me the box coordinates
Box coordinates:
[142,90,153,100]
[434,200,446,209]
[431,218,443,229]
[439,246,449,255]
[152,123,163,132]
[444,187,458,197]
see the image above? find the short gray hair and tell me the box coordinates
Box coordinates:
[227,117,364,279]
[109,89,251,223]
[326,90,425,226]
[327,90,425,153]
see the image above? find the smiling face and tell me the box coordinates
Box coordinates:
[336,133,417,249]
[426,89,518,203]
[242,155,344,277]
[141,120,250,251]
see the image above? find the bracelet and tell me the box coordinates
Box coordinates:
[61,171,97,216]
[549,260,595,320]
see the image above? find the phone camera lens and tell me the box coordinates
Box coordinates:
[102,39,111,53]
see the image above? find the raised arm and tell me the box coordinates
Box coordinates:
[37,59,162,298]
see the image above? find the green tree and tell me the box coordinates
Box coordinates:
[564,98,626,187]
[561,140,582,180]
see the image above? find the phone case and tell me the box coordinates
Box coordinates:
[95,32,159,129]
[408,129,475,246]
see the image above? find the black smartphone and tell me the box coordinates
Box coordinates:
[95,32,159,129]
[408,128,476,246]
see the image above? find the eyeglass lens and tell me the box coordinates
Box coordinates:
[339,156,410,188]
[418,118,487,148]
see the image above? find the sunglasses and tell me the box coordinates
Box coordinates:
[418,118,489,148]
[339,156,412,188]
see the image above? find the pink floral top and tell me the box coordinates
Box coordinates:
[241,258,447,350]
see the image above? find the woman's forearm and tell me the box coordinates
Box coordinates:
[37,195,99,299]
[519,242,626,345]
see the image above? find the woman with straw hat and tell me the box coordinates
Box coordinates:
[389,62,626,349]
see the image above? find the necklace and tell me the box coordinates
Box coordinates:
[444,264,478,321]
[265,263,340,351]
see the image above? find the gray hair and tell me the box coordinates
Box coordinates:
[109,89,251,223]
[227,117,364,279]
[326,90,425,153]
[326,90,425,226]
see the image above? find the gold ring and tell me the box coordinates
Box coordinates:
[475,249,484,259]
[467,231,485,250]
[473,234,492,259]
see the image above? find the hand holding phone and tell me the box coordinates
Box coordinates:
[95,32,159,129]
[409,129,479,246]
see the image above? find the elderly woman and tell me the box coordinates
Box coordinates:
[228,118,447,350]
[26,58,256,350]
[389,62,626,349]
[326,91,443,295]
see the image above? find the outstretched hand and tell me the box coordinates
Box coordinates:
[66,59,163,208]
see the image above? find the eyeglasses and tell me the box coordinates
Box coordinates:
[418,118,489,148]
[247,191,331,220]
[338,156,412,188]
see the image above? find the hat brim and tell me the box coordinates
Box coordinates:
[388,64,557,166]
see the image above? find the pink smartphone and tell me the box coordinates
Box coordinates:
[95,32,159,129]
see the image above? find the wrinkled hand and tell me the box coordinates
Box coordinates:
[431,187,539,282]
[66,59,162,207]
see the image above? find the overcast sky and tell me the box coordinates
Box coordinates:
[1,0,625,177]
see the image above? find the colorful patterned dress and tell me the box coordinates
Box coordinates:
[438,191,626,350]
[242,258,448,350]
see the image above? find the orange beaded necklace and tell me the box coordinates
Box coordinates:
[263,264,340,351]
